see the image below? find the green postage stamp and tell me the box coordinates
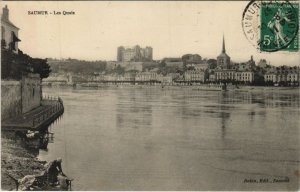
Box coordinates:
[242,0,299,52]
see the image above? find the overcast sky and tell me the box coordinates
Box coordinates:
[3,1,299,66]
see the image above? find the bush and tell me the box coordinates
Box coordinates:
[1,48,51,80]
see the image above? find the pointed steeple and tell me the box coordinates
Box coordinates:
[222,34,226,53]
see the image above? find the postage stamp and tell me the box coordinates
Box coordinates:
[242,0,299,52]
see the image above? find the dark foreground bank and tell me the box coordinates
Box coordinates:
[1,136,46,190]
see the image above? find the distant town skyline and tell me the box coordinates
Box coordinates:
[3,1,300,66]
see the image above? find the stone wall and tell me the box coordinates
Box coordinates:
[21,73,41,113]
[1,80,22,120]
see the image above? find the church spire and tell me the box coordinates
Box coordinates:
[222,34,226,53]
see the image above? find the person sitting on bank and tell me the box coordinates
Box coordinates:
[45,158,66,185]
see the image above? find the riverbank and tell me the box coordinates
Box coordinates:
[1,135,46,190]
[2,98,64,131]
[1,97,65,190]
[43,83,300,92]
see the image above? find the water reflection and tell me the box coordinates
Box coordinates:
[38,87,300,191]
[116,89,153,130]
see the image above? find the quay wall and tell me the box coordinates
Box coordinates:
[2,73,42,120]
[21,74,41,113]
[1,80,22,120]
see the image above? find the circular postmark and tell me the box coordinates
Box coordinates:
[242,0,299,52]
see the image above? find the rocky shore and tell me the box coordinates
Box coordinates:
[1,135,47,190]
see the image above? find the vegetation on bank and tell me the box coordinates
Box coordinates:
[46,56,218,76]
[48,58,107,75]
[1,45,51,80]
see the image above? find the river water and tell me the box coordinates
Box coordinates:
[39,86,300,191]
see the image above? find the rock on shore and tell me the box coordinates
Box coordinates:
[1,136,46,190]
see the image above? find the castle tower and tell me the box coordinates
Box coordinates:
[117,46,125,62]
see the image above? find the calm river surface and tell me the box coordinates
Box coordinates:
[39,86,300,190]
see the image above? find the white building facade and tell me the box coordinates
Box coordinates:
[1,5,20,53]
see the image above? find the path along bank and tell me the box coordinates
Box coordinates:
[1,76,64,190]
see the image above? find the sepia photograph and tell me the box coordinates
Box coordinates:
[1,0,299,191]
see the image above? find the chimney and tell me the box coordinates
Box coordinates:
[2,5,9,21]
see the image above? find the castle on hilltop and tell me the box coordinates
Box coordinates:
[117,45,153,62]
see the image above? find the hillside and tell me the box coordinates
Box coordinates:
[48,58,106,74]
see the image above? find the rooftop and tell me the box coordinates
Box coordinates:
[1,5,19,30]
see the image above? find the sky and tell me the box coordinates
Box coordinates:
[3,1,300,66]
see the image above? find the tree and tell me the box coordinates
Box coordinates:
[47,58,106,74]
[253,73,265,86]
[1,48,31,80]
[1,48,14,79]
[31,58,51,79]
[207,59,217,69]
[158,60,166,69]
[1,47,51,80]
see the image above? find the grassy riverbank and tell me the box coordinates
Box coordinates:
[1,135,46,190]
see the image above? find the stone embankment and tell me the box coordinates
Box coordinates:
[2,97,64,131]
[1,96,65,190]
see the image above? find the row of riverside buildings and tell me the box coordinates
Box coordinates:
[44,33,299,86]
[207,36,299,85]
[82,38,299,86]
[2,5,297,87]
[46,63,299,86]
